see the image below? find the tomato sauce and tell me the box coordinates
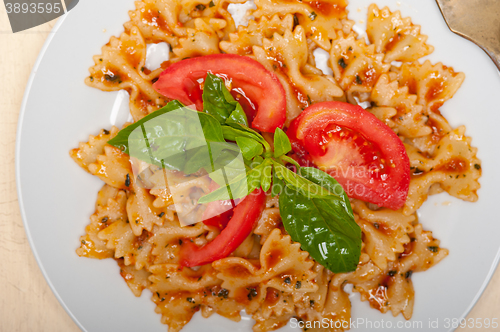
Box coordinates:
[307,0,347,17]
[437,157,469,173]
[425,77,445,103]
[121,38,142,69]
[385,32,404,51]
[426,116,446,143]
[265,248,284,268]
[142,4,172,34]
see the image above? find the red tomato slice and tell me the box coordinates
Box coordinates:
[287,101,410,210]
[202,197,235,230]
[179,188,266,267]
[201,181,235,230]
[202,207,233,230]
[153,54,286,132]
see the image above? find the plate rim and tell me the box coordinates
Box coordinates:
[14,3,500,332]
[14,13,89,332]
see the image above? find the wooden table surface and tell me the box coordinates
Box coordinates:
[1,7,499,332]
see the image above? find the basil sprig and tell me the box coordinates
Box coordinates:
[108,72,361,273]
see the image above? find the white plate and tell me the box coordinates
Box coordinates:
[16,1,500,331]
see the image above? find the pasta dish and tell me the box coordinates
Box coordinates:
[70,1,481,331]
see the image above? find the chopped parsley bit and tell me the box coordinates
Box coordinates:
[101,217,109,223]
[307,95,312,105]
[209,1,215,7]
[187,297,195,303]
[247,288,258,301]
[138,246,142,250]
[161,297,165,302]
[141,67,145,72]
[348,46,353,51]
[388,270,397,277]
[179,239,183,245]
[158,212,165,217]
[166,276,170,279]
[99,58,103,62]
[355,75,363,85]
[413,168,424,175]
[196,4,206,10]
[309,11,317,21]
[104,73,119,82]
[310,300,315,307]
[284,277,291,284]
[135,219,139,224]
[165,244,169,248]
[125,173,131,187]
[373,222,379,229]
[81,240,86,244]
[293,14,299,27]
[197,276,202,281]
[218,288,229,299]
[295,281,302,289]
[89,76,94,82]
[405,270,413,279]
[338,58,347,69]
[427,246,439,253]
[474,164,481,170]
[102,129,110,135]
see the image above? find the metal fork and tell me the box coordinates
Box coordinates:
[436,0,500,71]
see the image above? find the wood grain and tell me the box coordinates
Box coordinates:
[0,4,498,332]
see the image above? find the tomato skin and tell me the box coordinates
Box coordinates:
[287,101,410,210]
[153,54,286,133]
[202,208,233,230]
[179,188,266,267]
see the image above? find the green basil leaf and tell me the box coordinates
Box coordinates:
[271,168,283,197]
[202,73,235,123]
[272,162,331,197]
[107,100,184,154]
[222,123,271,152]
[273,127,291,158]
[236,137,264,160]
[247,159,269,192]
[246,155,264,169]
[226,103,249,127]
[109,102,234,176]
[201,171,248,203]
[222,126,259,142]
[299,167,353,215]
[261,163,273,192]
[279,188,361,273]
[183,141,241,175]
[202,73,248,126]
[198,160,270,204]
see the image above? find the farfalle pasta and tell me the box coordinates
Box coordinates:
[72,1,481,331]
